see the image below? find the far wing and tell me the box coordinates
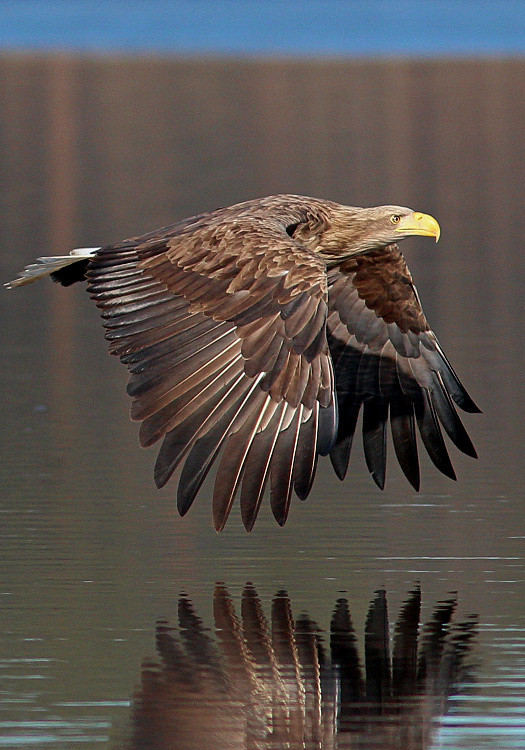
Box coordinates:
[327,244,480,490]
[86,214,335,530]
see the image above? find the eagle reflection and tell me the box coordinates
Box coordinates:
[127,586,477,749]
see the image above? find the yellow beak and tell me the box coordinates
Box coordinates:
[395,212,441,242]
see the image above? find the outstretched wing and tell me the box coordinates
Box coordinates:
[327,244,480,490]
[86,212,335,530]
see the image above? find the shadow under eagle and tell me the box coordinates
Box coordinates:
[122,584,478,750]
[7,194,480,530]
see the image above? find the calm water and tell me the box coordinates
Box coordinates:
[1,55,525,748]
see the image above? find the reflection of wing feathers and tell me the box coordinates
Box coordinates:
[328,244,480,489]
[86,219,335,530]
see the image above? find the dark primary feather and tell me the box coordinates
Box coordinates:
[13,194,479,529]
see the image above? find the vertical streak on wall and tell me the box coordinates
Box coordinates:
[381,60,413,204]
[47,55,79,470]
[252,61,298,193]
[431,62,472,341]
[478,60,522,450]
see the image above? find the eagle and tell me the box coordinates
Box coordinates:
[7,194,480,531]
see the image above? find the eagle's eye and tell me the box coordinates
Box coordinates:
[390,214,401,224]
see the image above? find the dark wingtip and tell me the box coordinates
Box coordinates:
[371,471,386,491]
[241,508,257,533]
[465,445,478,460]
[330,451,348,481]
[451,429,478,460]
[271,498,290,527]
[213,513,228,533]
[330,436,352,480]
[154,465,170,489]
[177,488,194,517]
[401,462,420,491]
[460,396,483,414]
[403,471,420,492]
[153,432,185,489]
[293,482,311,501]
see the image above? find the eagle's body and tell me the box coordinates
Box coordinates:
[7,195,479,530]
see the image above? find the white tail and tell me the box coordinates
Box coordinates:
[5,247,100,288]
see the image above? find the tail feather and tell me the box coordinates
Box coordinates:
[5,248,99,288]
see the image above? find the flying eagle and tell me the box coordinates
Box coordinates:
[7,195,479,530]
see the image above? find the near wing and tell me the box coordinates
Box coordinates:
[86,216,336,530]
[327,244,480,491]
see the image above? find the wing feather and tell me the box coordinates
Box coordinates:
[212,391,273,531]
[327,243,479,490]
[414,391,456,480]
[390,397,420,491]
[269,405,303,526]
[362,398,388,490]
[292,404,319,500]
[154,370,250,489]
[139,355,245,447]
[85,203,336,528]
[240,402,287,531]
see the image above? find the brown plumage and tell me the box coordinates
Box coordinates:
[7,194,480,530]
